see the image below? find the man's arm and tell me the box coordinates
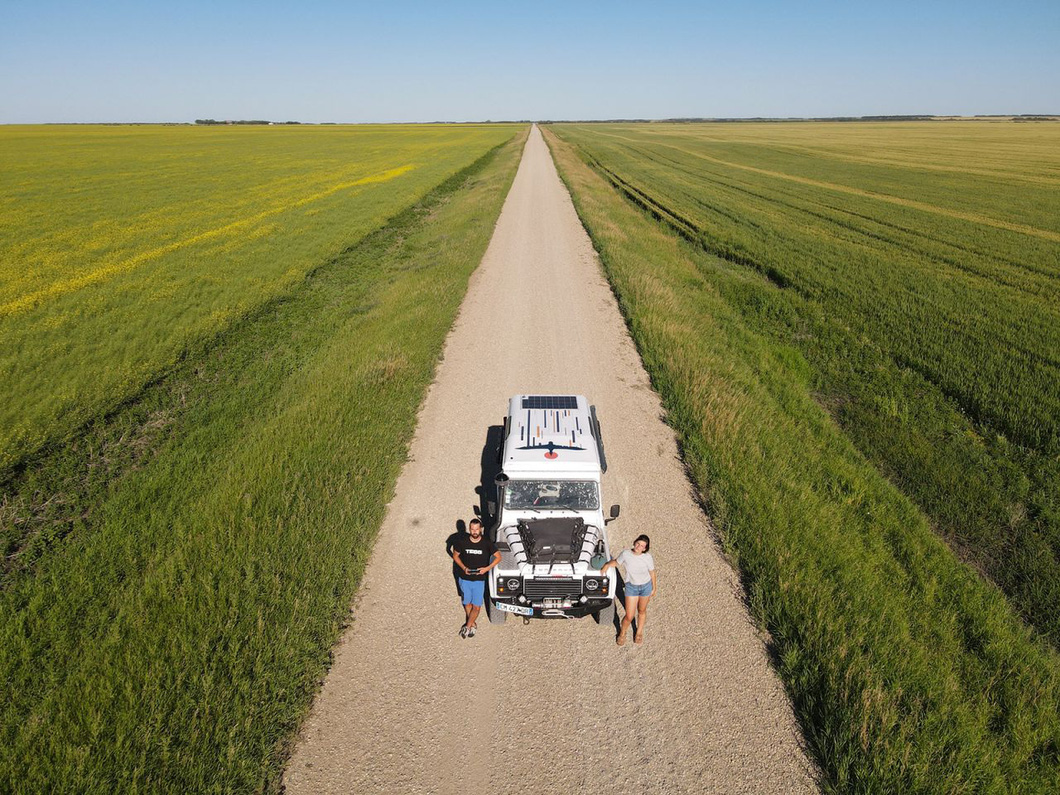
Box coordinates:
[452,549,470,576]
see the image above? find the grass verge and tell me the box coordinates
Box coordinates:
[544,126,1060,793]
[0,127,526,792]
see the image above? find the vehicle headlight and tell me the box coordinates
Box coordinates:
[584,578,600,592]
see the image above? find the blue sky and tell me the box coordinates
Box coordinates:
[2,0,1058,123]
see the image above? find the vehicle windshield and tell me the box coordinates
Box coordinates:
[504,480,600,511]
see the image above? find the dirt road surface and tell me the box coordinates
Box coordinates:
[283,126,817,794]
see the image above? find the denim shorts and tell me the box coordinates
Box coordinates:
[625,581,653,597]
[459,578,486,606]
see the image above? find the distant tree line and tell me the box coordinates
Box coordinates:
[194,119,301,125]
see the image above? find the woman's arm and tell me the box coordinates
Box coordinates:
[600,558,619,573]
[650,569,657,592]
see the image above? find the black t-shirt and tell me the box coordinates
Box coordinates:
[453,535,496,581]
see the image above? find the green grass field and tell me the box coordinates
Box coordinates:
[0,125,526,790]
[545,122,1060,792]
[0,124,518,477]
[548,121,1060,648]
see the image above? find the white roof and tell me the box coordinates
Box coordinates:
[502,395,601,476]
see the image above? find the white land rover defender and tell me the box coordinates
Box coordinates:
[486,395,620,627]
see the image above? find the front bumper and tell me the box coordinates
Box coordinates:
[491,595,613,619]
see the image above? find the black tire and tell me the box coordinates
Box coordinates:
[595,599,615,629]
[487,599,507,624]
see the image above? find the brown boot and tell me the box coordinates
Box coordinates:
[634,630,644,644]
[616,627,628,646]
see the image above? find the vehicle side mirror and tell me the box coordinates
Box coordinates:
[606,504,620,524]
[491,473,508,519]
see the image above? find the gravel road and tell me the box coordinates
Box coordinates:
[283,125,818,794]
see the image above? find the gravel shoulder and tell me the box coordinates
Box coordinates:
[283,125,818,794]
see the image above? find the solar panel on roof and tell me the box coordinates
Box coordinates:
[522,395,578,410]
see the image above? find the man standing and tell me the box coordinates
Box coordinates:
[452,518,500,638]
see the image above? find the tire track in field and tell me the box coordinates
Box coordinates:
[583,128,1060,243]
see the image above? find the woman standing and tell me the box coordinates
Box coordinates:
[602,534,656,645]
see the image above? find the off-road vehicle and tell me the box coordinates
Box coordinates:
[486,395,619,627]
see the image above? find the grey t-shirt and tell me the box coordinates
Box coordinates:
[616,549,655,586]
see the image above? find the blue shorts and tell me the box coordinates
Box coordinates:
[459,578,485,606]
[625,581,653,597]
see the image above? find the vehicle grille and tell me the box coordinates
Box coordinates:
[524,578,581,599]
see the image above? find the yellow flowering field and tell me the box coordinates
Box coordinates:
[0,123,518,471]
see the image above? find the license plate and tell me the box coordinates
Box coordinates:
[496,602,533,616]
